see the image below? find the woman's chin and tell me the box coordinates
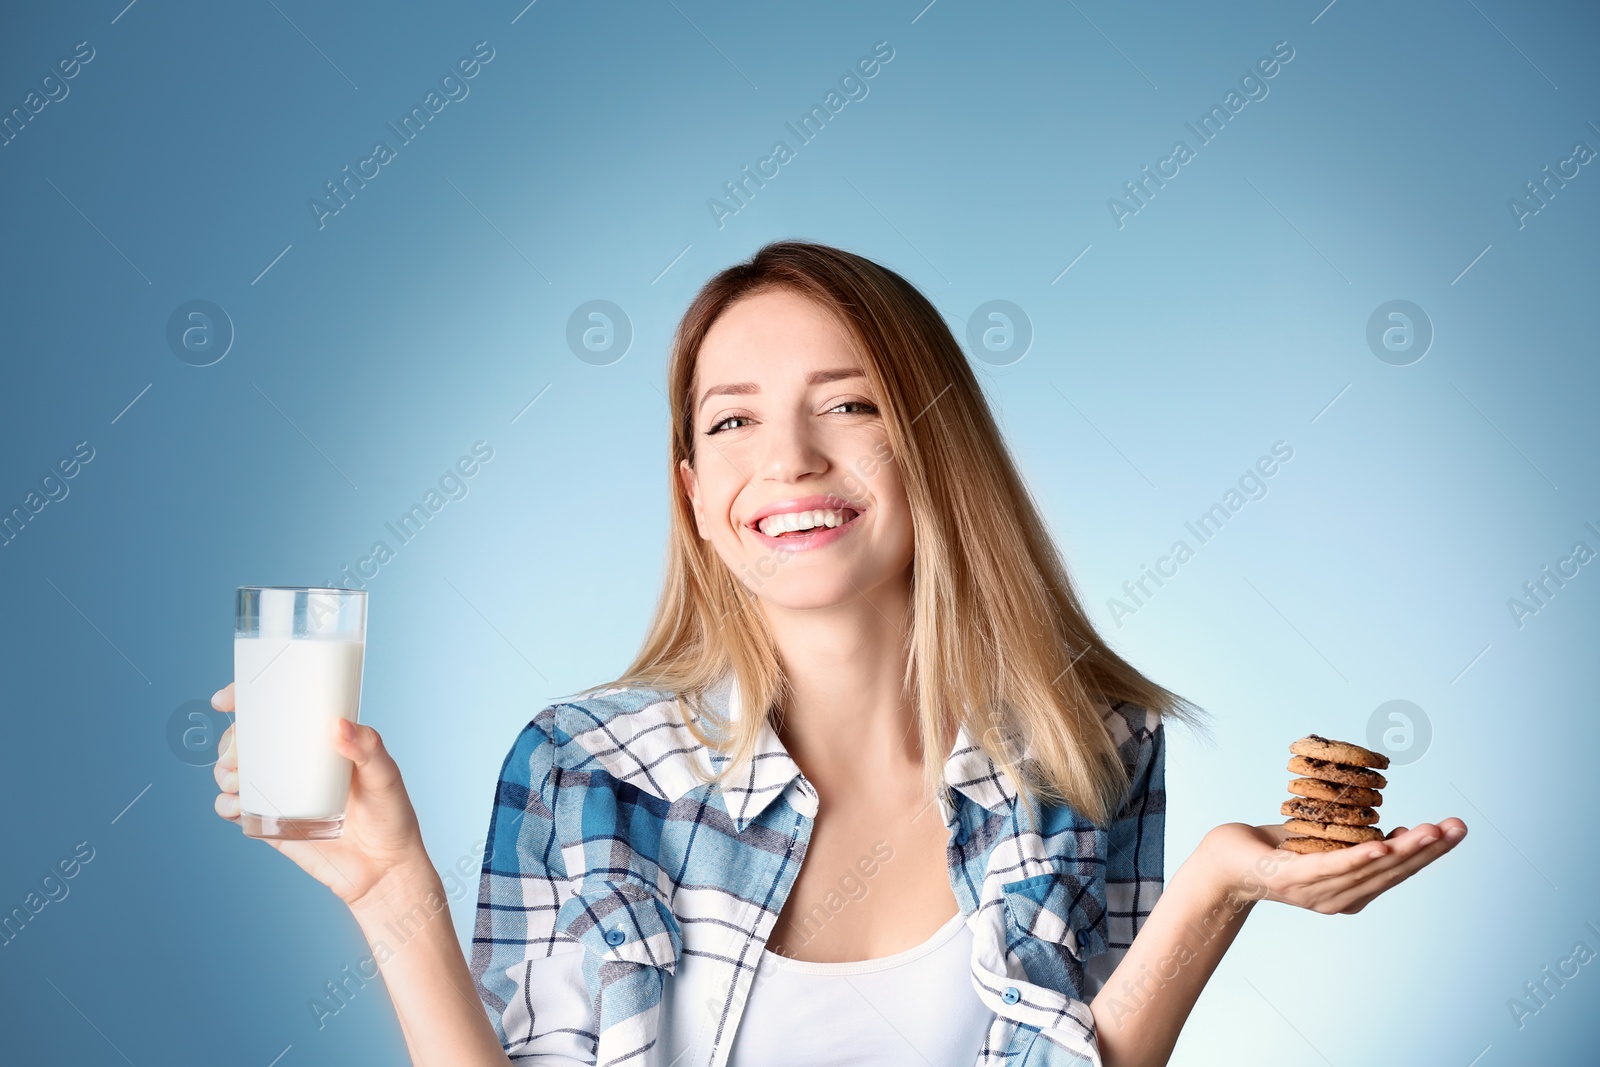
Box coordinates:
[746,579,883,614]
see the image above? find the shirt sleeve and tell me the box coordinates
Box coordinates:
[1081,702,1166,1001]
[470,717,598,1064]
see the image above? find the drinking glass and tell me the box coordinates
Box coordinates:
[234,587,367,840]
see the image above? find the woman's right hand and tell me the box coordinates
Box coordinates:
[211,682,432,913]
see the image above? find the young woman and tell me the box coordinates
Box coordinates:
[209,241,1466,1067]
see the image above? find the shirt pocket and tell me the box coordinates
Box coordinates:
[557,876,684,976]
[1000,859,1110,977]
[969,876,1105,1065]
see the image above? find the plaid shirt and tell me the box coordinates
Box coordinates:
[470,669,1165,1067]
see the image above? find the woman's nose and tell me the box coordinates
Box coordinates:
[757,417,827,481]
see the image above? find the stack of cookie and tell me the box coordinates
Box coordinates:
[1277,735,1390,853]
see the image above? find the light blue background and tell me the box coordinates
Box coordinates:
[1,1,1595,1063]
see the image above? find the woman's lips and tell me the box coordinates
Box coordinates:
[748,509,863,552]
[747,494,862,526]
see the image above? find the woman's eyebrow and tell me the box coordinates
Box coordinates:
[696,368,865,413]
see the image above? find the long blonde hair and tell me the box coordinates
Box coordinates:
[583,240,1205,826]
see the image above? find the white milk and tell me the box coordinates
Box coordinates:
[234,637,366,819]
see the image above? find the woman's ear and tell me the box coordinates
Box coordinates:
[678,458,708,539]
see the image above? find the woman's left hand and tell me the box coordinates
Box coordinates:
[1196,818,1468,915]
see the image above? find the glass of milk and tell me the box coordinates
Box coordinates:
[234,586,367,840]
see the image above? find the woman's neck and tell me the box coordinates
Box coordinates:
[759,574,923,782]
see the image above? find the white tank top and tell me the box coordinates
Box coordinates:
[661,909,993,1066]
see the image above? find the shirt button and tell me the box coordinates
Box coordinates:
[1001,986,1021,1005]
[605,928,627,946]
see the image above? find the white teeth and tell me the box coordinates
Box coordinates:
[757,507,853,537]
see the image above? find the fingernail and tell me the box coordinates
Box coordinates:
[210,690,223,709]
[1417,834,1438,846]
[1445,826,1466,841]
[219,732,233,758]
[336,717,355,742]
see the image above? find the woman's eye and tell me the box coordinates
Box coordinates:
[706,402,875,434]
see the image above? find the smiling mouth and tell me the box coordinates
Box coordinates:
[752,506,862,538]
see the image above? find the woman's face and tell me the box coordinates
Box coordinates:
[678,287,914,612]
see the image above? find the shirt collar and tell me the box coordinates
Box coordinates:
[700,668,1018,834]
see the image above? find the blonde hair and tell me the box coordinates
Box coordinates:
[584,240,1205,826]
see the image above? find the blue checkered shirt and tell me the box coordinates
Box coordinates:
[470,669,1166,1067]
